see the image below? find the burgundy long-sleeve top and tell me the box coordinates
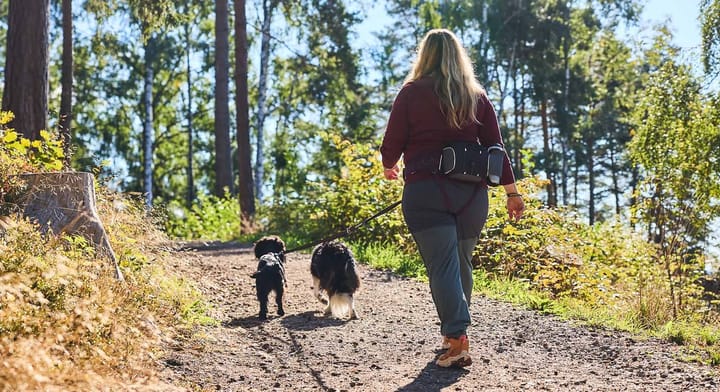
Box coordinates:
[380,77,515,186]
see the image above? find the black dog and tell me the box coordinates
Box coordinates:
[310,241,360,319]
[251,236,287,320]
[253,235,286,263]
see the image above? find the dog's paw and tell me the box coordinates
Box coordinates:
[258,313,268,320]
[277,308,285,316]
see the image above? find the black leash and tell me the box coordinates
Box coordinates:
[283,199,402,254]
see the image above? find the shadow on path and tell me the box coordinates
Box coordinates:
[281,311,348,330]
[221,311,348,331]
[176,240,252,254]
[223,315,269,329]
[396,360,469,392]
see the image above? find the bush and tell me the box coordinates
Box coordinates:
[263,133,408,249]
[163,192,242,241]
[0,111,64,210]
[477,178,680,320]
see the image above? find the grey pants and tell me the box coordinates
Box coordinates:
[402,177,489,338]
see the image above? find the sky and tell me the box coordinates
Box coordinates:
[642,0,702,50]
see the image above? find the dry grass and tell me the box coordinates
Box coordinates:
[0,189,210,391]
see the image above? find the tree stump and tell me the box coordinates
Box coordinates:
[13,172,123,280]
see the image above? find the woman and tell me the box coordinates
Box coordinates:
[380,29,525,368]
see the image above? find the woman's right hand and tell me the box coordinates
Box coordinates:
[384,164,401,180]
[506,195,525,221]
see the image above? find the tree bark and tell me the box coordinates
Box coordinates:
[560,36,571,206]
[560,140,569,205]
[14,172,123,280]
[59,0,72,167]
[234,0,256,225]
[184,19,195,207]
[610,148,621,215]
[2,0,50,140]
[254,0,278,202]
[587,133,596,225]
[540,98,556,206]
[214,0,233,196]
[143,36,155,207]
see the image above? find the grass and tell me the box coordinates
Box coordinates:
[0,190,216,391]
[350,241,427,281]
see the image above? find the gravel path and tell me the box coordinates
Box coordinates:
[160,242,719,391]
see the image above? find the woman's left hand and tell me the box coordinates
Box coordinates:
[384,165,401,180]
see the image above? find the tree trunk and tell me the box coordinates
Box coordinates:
[515,74,526,178]
[560,140,568,205]
[573,160,579,206]
[474,1,490,85]
[512,71,520,177]
[143,37,155,207]
[59,0,72,167]
[540,98,556,206]
[2,0,49,140]
[610,148,621,215]
[214,0,233,196]
[14,172,123,280]
[185,21,195,207]
[587,134,596,225]
[234,0,256,226]
[630,165,639,229]
[254,0,278,202]
[560,37,570,206]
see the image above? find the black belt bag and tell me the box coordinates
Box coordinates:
[438,142,505,186]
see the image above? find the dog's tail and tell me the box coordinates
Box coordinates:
[328,293,353,318]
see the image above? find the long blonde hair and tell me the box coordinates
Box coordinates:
[405,29,485,129]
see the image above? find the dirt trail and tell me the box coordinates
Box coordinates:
[160,242,719,391]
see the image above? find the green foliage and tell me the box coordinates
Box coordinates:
[0,111,64,173]
[85,0,181,37]
[263,134,407,247]
[350,242,426,280]
[700,0,720,76]
[629,61,720,246]
[163,193,242,241]
[0,111,65,209]
[628,58,720,318]
[477,178,666,313]
[71,1,215,200]
[266,0,379,193]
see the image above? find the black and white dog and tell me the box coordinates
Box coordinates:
[251,236,287,320]
[310,241,360,319]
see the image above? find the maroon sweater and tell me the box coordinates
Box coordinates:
[380,77,516,185]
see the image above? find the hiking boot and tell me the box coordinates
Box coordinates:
[436,335,472,368]
[441,336,451,350]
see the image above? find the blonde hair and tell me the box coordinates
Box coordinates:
[405,29,485,129]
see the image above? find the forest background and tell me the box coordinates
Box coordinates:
[2,0,720,386]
